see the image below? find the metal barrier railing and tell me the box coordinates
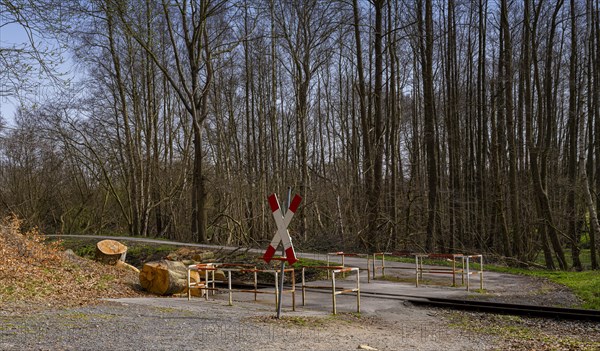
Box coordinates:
[187,263,216,301]
[186,263,296,312]
[366,252,392,282]
[301,265,360,315]
[224,267,296,311]
[326,252,367,279]
[368,252,484,291]
[416,254,484,291]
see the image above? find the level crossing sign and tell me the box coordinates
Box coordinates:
[263,193,301,265]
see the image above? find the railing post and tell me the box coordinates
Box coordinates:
[274,271,279,308]
[327,254,330,279]
[210,268,215,296]
[452,257,456,287]
[254,270,258,301]
[204,268,209,301]
[332,270,337,315]
[356,269,361,313]
[187,267,191,301]
[415,255,419,287]
[479,255,484,291]
[228,270,233,306]
[466,256,471,292]
[291,269,296,311]
[301,267,306,306]
[461,256,465,285]
[372,254,376,280]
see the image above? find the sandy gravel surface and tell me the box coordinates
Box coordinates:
[0,297,495,351]
[2,283,599,351]
[2,233,598,351]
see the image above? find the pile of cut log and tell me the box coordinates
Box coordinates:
[95,240,219,296]
[139,247,223,296]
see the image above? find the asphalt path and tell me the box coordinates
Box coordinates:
[48,234,352,264]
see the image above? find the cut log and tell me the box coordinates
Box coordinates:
[166,248,215,262]
[139,260,199,296]
[95,239,127,265]
[115,259,140,274]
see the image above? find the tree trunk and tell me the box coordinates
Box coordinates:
[192,123,208,243]
[369,0,384,251]
[540,0,567,270]
[589,0,599,269]
[525,0,555,269]
[501,0,521,258]
[568,0,582,271]
[139,260,199,296]
[95,239,128,265]
[419,0,438,252]
[476,0,489,251]
[352,0,372,249]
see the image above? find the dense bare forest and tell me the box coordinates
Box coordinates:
[2,0,600,270]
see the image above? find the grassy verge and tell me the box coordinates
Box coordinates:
[468,262,600,310]
[509,269,600,310]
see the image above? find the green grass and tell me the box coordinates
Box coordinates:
[55,238,180,267]
[292,257,330,269]
[517,270,600,310]
[472,260,600,309]
[290,257,331,281]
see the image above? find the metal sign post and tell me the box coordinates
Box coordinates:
[277,257,286,319]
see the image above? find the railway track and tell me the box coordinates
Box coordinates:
[226,282,600,322]
[357,290,600,322]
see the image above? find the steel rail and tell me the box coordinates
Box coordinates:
[405,296,600,322]
[226,282,600,322]
[342,290,600,322]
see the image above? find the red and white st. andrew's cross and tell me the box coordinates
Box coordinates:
[263,193,301,265]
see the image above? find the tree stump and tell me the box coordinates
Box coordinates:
[139,260,200,296]
[95,239,128,265]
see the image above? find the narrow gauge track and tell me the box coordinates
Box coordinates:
[225,282,600,322]
[361,291,600,322]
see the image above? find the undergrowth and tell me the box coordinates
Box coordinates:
[0,216,145,312]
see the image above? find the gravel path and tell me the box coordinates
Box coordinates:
[0,297,496,351]
[5,235,596,350]
[2,286,599,351]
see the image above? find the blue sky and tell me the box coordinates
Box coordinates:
[0,22,30,121]
[0,19,73,125]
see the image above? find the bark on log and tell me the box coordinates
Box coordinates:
[139,260,199,296]
[95,240,127,265]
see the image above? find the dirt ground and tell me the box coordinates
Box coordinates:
[2,231,599,350]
